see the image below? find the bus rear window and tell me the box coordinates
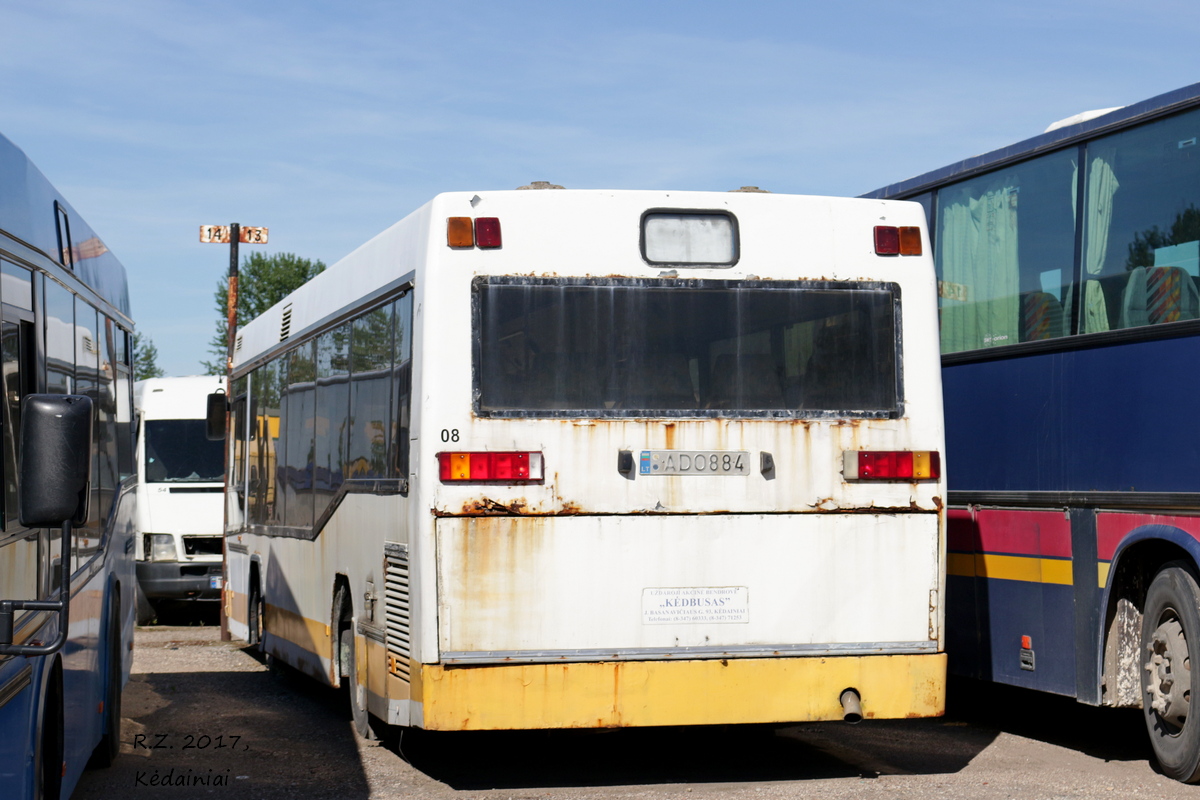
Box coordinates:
[474,277,901,417]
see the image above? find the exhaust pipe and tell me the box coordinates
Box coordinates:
[840,689,863,724]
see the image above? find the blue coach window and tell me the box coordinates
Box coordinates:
[935,148,1078,354]
[1081,107,1200,333]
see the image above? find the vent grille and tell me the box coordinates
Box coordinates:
[280,304,293,341]
[235,334,243,353]
[384,544,411,679]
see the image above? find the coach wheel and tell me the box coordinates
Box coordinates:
[341,627,377,741]
[90,597,123,768]
[35,665,63,800]
[1142,563,1200,782]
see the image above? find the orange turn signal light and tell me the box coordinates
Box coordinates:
[899,226,922,255]
[447,217,474,247]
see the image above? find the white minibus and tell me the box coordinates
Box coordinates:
[135,375,226,619]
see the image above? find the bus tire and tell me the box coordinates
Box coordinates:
[90,595,123,768]
[1142,563,1200,782]
[341,627,377,741]
[35,662,64,800]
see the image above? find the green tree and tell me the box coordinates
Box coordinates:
[202,252,325,374]
[133,331,166,380]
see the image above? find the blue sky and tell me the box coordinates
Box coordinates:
[2,0,1195,376]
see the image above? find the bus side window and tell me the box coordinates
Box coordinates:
[73,299,106,564]
[1,320,27,530]
[349,303,394,481]
[114,326,135,481]
[249,358,282,527]
[96,313,118,533]
[231,387,248,507]
[1,315,38,604]
[391,293,414,481]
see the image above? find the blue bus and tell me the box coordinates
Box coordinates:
[0,133,137,798]
[865,82,1200,781]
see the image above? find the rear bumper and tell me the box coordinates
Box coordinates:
[136,560,222,601]
[406,651,947,730]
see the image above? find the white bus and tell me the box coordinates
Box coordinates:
[134,376,226,619]
[218,188,947,738]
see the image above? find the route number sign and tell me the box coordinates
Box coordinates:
[200,225,269,244]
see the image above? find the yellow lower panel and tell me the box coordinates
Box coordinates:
[417,653,946,731]
[948,553,1074,585]
[978,553,1072,585]
[266,603,332,669]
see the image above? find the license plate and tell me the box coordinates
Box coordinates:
[639,450,751,476]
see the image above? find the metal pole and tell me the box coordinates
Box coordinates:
[226,223,240,372]
[219,223,239,642]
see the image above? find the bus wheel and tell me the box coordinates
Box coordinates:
[341,627,376,741]
[1142,563,1200,782]
[90,597,123,768]
[36,664,63,800]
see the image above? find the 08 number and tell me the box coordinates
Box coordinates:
[440,429,460,443]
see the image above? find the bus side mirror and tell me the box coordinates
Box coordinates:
[19,394,92,528]
[206,392,228,441]
[2,394,90,654]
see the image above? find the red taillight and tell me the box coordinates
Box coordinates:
[843,450,940,481]
[874,226,900,255]
[438,451,543,483]
[475,217,502,248]
[874,226,922,256]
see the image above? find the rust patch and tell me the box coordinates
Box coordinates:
[461,497,529,516]
[932,496,944,511]
[448,497,588,516]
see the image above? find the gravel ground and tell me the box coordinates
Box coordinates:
[70,620,1200,799]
